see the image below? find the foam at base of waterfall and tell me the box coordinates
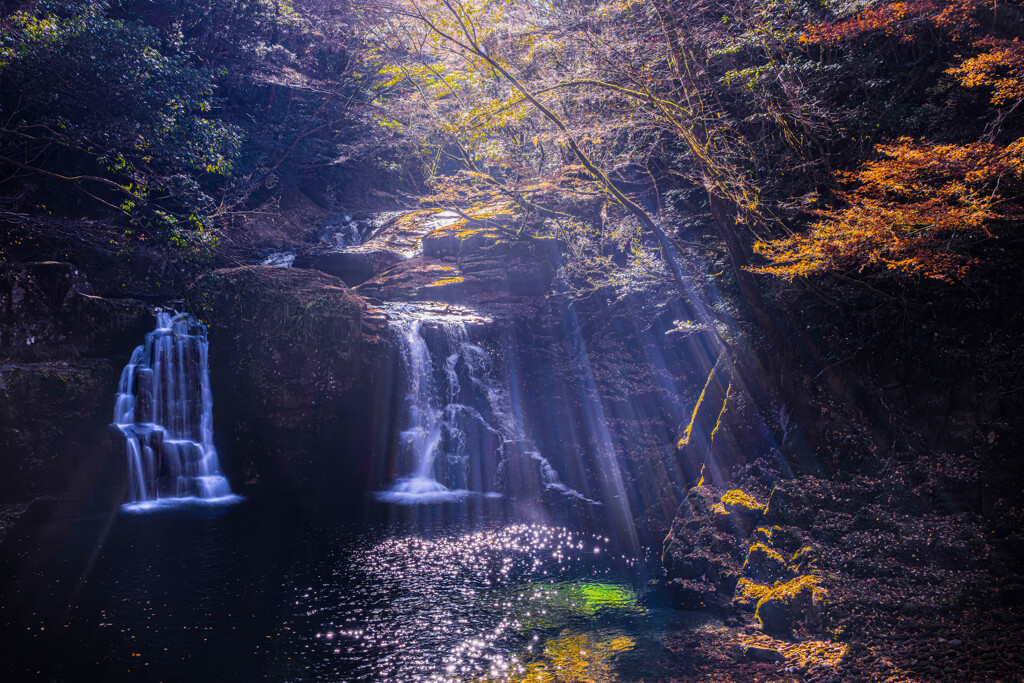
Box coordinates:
[121,493,243,513]
[375,476,475,505]
[260,251,296,267]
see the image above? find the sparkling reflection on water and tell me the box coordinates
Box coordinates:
[1,502,713,681]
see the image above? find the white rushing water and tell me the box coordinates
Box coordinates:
[114,312,239,511]
[376,305,479,503]
[375,303,595,505]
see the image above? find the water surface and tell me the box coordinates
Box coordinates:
[1,499,714,681]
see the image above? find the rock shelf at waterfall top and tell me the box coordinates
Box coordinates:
[369,300,494,326]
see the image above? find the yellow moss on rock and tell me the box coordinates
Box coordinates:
[720,489,765,511]
[425,275,465,288]
[738,632,847,671]
[742,542,789,582]
[754,574,829,636]
[767,574,825,601]
[733,577,772,609]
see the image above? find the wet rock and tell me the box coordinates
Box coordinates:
[293,247,405,287]
[188,266,395,498]
[744,643,786,663]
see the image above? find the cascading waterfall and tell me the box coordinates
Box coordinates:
[114,312,238,510]
[377,308,476,503]
[376,303,594,505]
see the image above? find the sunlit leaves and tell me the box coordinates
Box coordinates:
[751,138,1024,281]
[801,0,992,44]
[948,38,1024,107]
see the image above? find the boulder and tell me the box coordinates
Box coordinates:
[187,266,395,498]
[714,488,766,536]
[744,643,786,663]
[742,543,793,583]
[293,247,405,286]
[661,486,746,607]
[755,575,828,637]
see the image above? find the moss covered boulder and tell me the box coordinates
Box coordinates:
[661,485,747,608]
[755,575,828,637]
[742,542,793,584]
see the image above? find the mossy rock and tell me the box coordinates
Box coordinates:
[733,577,772,611]
[712,488,765,535]
[755,575,828,637]
[743,543,792,583]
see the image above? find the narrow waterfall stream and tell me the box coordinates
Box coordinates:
[113,312,239,511]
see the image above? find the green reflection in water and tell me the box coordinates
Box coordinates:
[512,580,645,630]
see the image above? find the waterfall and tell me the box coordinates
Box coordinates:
[377,309,475,503]
[114,312,238,510]
[375,303,595,505]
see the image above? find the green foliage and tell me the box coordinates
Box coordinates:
[1,0,383,272]
[0,1,240,252]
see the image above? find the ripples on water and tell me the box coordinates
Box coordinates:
[1,504,714,681]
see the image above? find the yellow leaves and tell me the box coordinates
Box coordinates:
[752,137,1024,281]
[473,631,636,683]
[720,489,764,512]
[375,64,407,89]
[947,38,1024,107]
[374,115,404,132]
[425,275,465,287]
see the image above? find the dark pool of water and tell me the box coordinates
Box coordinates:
[0,498,715,681]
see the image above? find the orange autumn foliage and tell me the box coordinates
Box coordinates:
[751,138,1024,281]
[801,0,991,44]
[948,38,1024,107]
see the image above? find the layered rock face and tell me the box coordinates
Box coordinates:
[187,266,396,500]
[293,248,404,287]
[0,262,154,507]
[285,209,764,530]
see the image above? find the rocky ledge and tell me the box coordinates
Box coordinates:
[661,475,1024,681]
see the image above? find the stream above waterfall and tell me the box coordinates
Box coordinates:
[0,501,715,682]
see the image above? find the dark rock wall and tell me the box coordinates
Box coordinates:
[0,262,153,507]
[188,266,397,501]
